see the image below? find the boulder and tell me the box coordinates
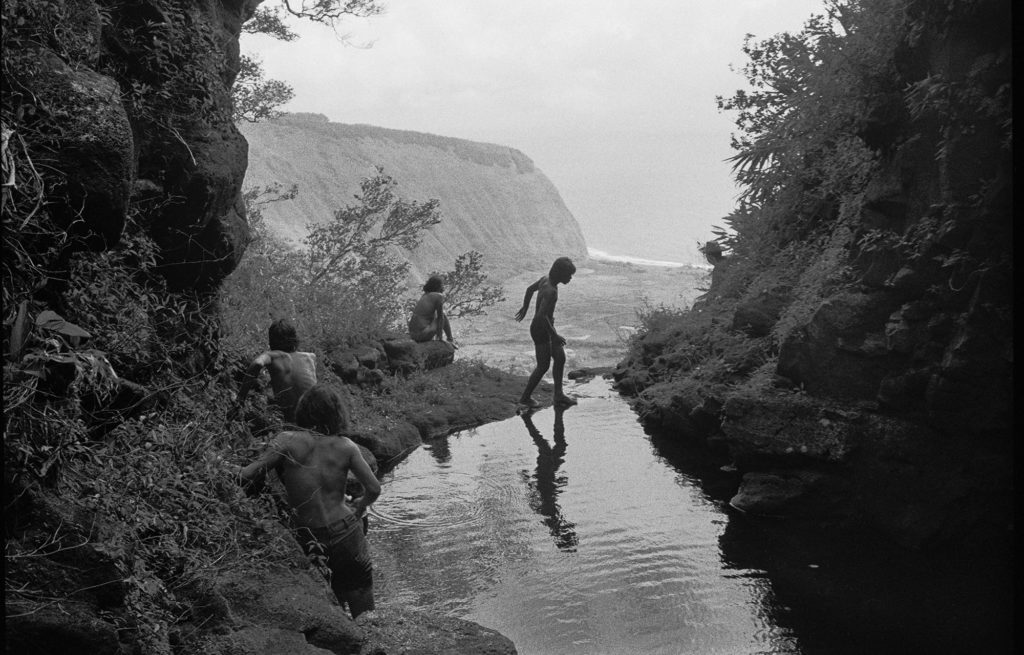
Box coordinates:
[358,607,517,655]
[189,563,363,655]
[381,339,455,374]
[720,392,862,468]
[729,471,820,517]
[349,421,422,471]
[29,49,134,248]
[776,290,903,400]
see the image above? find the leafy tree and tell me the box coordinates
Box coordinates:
[302,167,441,323]
[711,0,916,257]
[233,1,383,122]
[429,251,505,319]
[232,54,296,123]
[277,0,384,26]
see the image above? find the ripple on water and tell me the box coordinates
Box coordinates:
[369,469,525,531]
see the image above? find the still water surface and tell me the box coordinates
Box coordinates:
[366,377,1011,655]
[368,378,797,654]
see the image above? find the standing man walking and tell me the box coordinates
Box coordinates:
[514,257,577,409]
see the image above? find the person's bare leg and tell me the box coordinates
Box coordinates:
[520,341,551,406]
[343,587,375,619]
[551,342,576,406]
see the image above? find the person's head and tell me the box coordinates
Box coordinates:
[295,384,351,435]
[549,257,576,285]
[268,319,299,352]
[423,275,444,293]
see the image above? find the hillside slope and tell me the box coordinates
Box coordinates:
[239,113,588,281]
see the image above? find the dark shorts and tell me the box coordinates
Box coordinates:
[296,514,373,594]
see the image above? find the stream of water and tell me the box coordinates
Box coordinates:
[366,377,1012,655]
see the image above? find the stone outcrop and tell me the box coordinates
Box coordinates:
[238,113,588,281]
[5,0,251,291]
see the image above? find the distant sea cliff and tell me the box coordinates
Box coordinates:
[239,112,588,281]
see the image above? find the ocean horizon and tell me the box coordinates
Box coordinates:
[586,247,709,269]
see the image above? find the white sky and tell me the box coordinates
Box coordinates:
[243,0,825,265]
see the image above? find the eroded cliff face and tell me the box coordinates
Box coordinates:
[3,0,251,293]
[238,113,588,281]
[613,0,1012,550]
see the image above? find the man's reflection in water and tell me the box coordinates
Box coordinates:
[521,406,578,552]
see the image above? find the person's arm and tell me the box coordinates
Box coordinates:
[435,295,447,341]
[234,353,272,409]
[514,279,542,322]
[346,441,381,517]
[236,432,290,496]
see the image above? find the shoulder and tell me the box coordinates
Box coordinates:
[324,435,361,458]
[252,351,274,365]
[260,350,292,363]
[273,429,308,449]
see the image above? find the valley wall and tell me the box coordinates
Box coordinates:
[239,113,588,281]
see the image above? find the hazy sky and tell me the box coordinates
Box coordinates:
[243,0,825,265]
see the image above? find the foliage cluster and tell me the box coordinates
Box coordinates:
[234,0,384,122]
[219,167,505,359]
[98,0,229,126]
[632,0,1011,398]
[711,0,1010,263]
[3,210,301,651]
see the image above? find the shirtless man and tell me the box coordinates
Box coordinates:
[237,384,381,619]
[233,319,317,423]
[514,257,577,408]
[408,275,456,347]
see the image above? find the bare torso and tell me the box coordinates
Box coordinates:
[531,277,558,331]
[408,292,444,334]
[265,351,317,417]
[275,431,360,529]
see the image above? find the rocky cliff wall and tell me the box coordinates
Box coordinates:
[612,0,1012,550]
[238,112,588,281]
[3,0,253,294]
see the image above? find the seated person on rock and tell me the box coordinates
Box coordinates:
[236,384,381,619]
[232,318,317,423]
[408,275,457,348]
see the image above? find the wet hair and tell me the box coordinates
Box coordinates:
[549,257,576,279]
[423,275,444,293]
[268,319,299,352]
[295,384,351,435]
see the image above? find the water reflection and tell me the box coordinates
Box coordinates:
[519,407,578,552]
[643,420,1013,655]
[718,512,1014,655]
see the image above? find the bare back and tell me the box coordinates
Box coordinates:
[264,351,317,416]
[274,431,369,529]
[408,292,444,332]
[531,276,559,329]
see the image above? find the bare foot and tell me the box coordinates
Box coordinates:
[553,394,577,407]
